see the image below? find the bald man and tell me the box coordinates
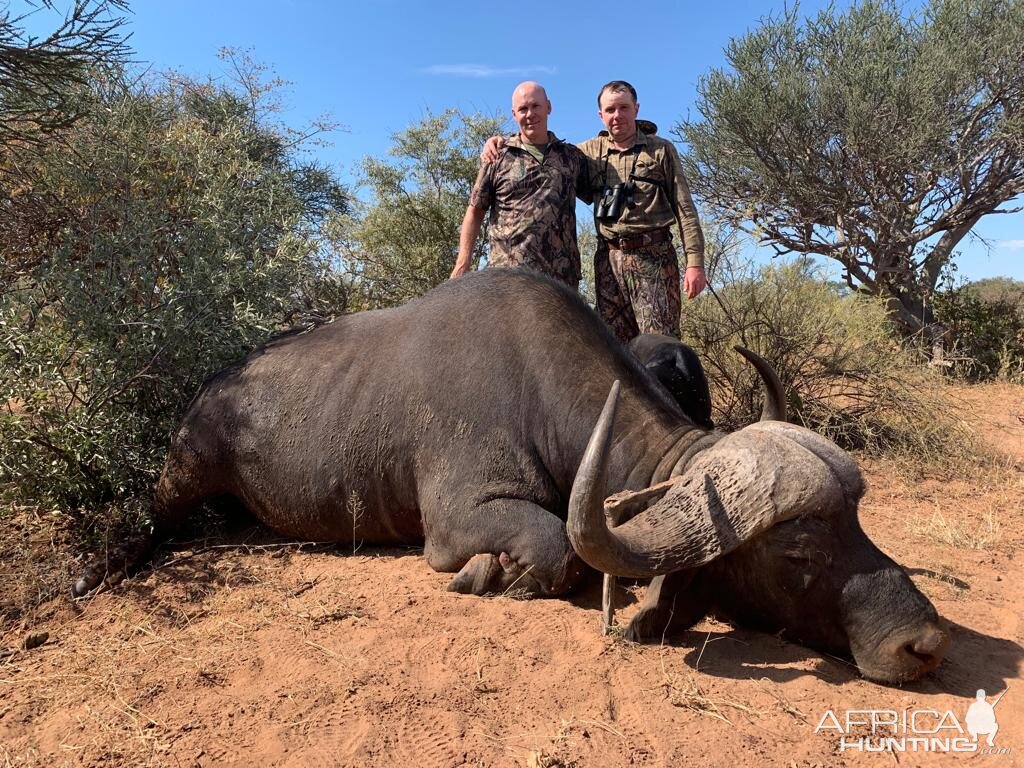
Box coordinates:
[451,82,594,288]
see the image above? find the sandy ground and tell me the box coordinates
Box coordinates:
[1,383,1022,767]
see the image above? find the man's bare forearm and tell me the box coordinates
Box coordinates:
[452,205,486,278]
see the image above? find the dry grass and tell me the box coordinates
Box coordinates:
[758,678,809,723]
[661,669,763,724]
[911,506,1003,550]
[856,378,1024,484]
[688,258,1011,469]
[526,748,578,768]
[653,633,762,726]
[0,504,72,630]
[518,716,630,768]
[2,612,172,763]
[894,435,1023,553]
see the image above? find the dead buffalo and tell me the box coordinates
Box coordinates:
[76,269,948,683]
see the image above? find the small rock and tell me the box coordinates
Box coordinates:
[23,631,48,650]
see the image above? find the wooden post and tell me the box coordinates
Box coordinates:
[602,573,616,635]
[599,478,680,637]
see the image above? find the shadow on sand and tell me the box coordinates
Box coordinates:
[622,618,1022,695]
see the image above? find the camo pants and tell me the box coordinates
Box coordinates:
[595,239,681,344]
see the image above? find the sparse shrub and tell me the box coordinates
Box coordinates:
[685,254,973,459]
[965,276,1024,305]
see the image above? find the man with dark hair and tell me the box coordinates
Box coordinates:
[451,81,592,288]
[480,81,707,342]
[579,80,706,343]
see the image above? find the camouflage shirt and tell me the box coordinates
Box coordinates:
[577,130,706,268]
[470,131,593,286]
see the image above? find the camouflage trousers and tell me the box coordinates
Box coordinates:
[594,239,681,344]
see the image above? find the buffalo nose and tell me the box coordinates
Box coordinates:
[903,624,950,672]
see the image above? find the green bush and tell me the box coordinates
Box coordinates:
[933,280,1024,383]
[0,61,349,529]
[685,255,970,458]
[333,109,506,310]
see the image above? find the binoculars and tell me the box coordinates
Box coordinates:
[595,181,635,221]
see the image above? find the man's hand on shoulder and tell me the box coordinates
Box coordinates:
[481,136,506,164]
[684,266,707,300]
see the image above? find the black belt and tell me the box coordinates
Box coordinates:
[601,228,671,250]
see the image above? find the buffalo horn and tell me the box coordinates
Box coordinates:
[568,385,844,579]
[733,346,786,422]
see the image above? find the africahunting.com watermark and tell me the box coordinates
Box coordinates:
[815,687,1011,755]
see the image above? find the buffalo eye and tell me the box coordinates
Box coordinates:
[783,548,829,590]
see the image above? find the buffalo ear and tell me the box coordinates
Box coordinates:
[623,570,710,643]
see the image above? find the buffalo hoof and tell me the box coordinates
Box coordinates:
[447,552,545,597]
[72,563,126,597]
[622,571,706,642]
[72,533,153,597]
[447,554,505,595]
[624,606,670,643]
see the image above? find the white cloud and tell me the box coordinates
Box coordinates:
[421,64,557,78]
[997,239,1024,250]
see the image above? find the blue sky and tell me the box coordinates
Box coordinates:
[19,0,1024,281]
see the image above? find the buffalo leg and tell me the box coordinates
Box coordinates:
[73,438,222,596]
[425,499,586,598]
[624,570,708,642]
